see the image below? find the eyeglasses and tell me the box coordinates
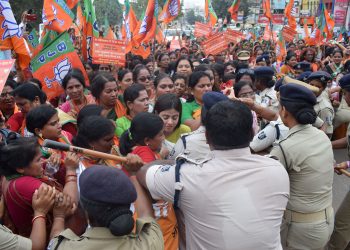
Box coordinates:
[138,76,152,82]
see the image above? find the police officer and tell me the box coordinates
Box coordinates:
[250,78,289,153]
[254,66,279,115]
[333,73,350,129]
[293,61,312,79]
[49,165,164,250]
[329,73,350,250]
[256,55,270,67]
[169,92,228,161]
[297,71,312,82]
[270,83,334,250]
[307,71,335,137]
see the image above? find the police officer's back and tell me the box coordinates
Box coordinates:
[49,165,164,250]
[270,84,334,250]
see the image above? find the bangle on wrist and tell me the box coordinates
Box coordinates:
[65,179,77,184]
[32,215,46,224]
[346,161,350,169]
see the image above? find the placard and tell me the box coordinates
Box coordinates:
[194,22,212,38]
[0,59,15,93]
[91,38,126,66]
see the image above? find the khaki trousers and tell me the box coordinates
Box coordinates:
[281,207,334,250]
[328,191,350,250]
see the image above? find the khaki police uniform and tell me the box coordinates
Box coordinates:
[0,224,31,250]
[270,124,334,250]
[168,126,209,161]
[250,118,289,153]
[257,86,280,114]
[314,90,334,135]
[328,123,350,250]
[334,97,350,129]
[48,217,164,250]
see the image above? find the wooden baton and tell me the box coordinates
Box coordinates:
[43,139,128,163]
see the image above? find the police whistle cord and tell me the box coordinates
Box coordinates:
[43,139,128,163]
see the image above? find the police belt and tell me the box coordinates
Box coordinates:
[284,206,332,223]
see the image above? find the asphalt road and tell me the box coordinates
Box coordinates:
[333,149,349,212]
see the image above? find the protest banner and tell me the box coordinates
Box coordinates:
[0,59,15,93]
[194,22,212,38]
[91,38,126,66]
[282,26,298,42]
[170,39,181,51]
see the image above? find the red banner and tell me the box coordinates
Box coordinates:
[282,26,298,42]
[0,59,15,94]
[170,39,181,51]
[258,14,284,25]
[91,38,126,66]
[202,33,226,55]
[194,22,212,38]
[225,29,245,43]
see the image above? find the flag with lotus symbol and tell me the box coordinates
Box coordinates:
[133,0,159,45]
[31,32,88,100]
[121,0,138,42]
[159,0,180,24]
[82,0,99,61]
[42,0,75,33]
[0,0,31,70]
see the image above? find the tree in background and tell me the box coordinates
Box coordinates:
[211,0,252,23]
[94,0,123,26]
[185,9,204,25]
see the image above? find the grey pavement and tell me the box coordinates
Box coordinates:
[333,149,350,212]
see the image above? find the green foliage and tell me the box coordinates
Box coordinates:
[10,0,43,28]
[94,0,123,26]
[185,9,204,25]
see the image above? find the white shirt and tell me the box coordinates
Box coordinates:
[146,147,290,250]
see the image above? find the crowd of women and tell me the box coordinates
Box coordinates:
[0,34,350,249]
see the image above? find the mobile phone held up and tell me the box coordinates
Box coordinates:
[25,9,37,22]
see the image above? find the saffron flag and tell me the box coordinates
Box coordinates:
[104,15,115,39]
[82,0,99,61]
[303,19,309,40]
[263,24,271,41]
[262,0,272,21]
[122,0,138,41]
[133,0,158,45]
[75,2,83,34]
[0,0,31,70]
[42,0,75,33]
[31,32,88,100]
[276,31,286,64]
[129,42,151,59]
[155,26,165,44]
[284,0,296,30]
[317,0,335,40]
[159,0,180,24]
[205,0,218,27]
[228,0,240,21]
[66,0,79,9]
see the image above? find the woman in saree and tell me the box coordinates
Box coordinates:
[115,84,150,138]
[119,112,178,250]
[91,73,126,121]
[0,137,78,238]
[26,105,72,185]
[181,71,212,131]
[8,84,47,137]
[60,69,95,119]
